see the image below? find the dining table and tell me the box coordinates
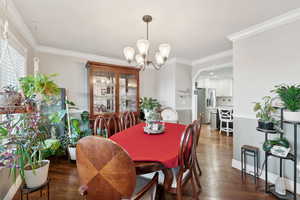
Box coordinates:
[109,122,186,192]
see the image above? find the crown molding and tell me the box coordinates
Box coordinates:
[36,45,134,66]
[6,0,37,48]
[192,49,233,66]
[228,8,300,42]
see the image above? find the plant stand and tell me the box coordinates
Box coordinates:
[20,179,50,200]
[257,109,298,200]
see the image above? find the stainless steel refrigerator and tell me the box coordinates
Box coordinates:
[194,88,216,124]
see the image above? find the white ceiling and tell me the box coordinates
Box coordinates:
[198,67,233,80]
[12,0,300,60]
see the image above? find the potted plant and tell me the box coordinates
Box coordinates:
[0,85,22,106]
[253,96,276,130]
[272,84,300,122]
[140,97,161,121]
[59,111,92,161]
[0,73,61,188]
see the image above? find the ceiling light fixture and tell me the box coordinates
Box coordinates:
[123,15,171,70]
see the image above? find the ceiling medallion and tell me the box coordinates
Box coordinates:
[123,15,171,70]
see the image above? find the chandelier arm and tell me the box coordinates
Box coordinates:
[150,62,161,70]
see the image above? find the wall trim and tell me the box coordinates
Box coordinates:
[3,175,22,200]
[232,159,300,194]
[228,8,300,42]
[233,114,256,120]
[192,49,233,66]
[36,45,133,66]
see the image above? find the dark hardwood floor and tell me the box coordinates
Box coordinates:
[13,125,276,200]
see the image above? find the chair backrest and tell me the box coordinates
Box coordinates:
[160,107,178,123]
[178,124,195,170]
[76,136,136,200]
[107,114,120,137]
[218,108,233,121]
[192,120,201,147]
[93,115,109,137]
[94,114,121,137]
[120,111,136,130]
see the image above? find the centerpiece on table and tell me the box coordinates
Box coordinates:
[139,97,164,134]
[0,72,65,188]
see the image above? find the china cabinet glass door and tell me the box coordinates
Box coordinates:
[93,71,116,114]
[119,73,138,112]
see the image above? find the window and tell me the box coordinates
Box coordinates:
[0,39,26,88]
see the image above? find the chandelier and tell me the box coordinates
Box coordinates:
[123,15,171,70]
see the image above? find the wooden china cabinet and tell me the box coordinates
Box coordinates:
[86,61,140,119]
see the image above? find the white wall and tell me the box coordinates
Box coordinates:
[233,18,300,185]
[37,52,159,110]
[234,20,300,118]
[175,63,192,109]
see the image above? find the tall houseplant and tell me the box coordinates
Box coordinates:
[0,73,61,188]
[253,96,276,130]
[272,84,300,122]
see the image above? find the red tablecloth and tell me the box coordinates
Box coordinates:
[110,122,186,168]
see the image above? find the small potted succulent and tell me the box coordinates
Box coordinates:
[272,84,300,122]
[253,96,276,130]
[0,85,22,107]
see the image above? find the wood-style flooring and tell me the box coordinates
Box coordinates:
[13,125,277,200]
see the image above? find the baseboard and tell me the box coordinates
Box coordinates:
[232,159,300,194]
[4,175,22,200]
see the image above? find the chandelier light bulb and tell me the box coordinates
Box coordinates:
[136,39,150,56]
[123,47,135,63]
[135,54,144,65]
[159,43,171,59]
[155,52,164,66]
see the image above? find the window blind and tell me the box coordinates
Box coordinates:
[0,39,26,88]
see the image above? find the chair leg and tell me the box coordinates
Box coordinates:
[226,121,229,136]
[193,165,202,190]
[190,169,199,200]
[195,157,202,176]
[176,173,184,200]
[219,121,222,134]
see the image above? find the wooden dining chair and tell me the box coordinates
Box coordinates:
[192,119,202,177]
[140,124,200,200]
[120,111,136,130]
[76,136,159,200]
[94,114,121,137]
[160,107,179,123]
[107,114,120,137]
[93,115,109,137]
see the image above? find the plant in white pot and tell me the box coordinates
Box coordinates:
[272,84,300,122]
[0,73,61,188]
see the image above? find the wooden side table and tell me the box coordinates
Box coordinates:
[20,179,50,200]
